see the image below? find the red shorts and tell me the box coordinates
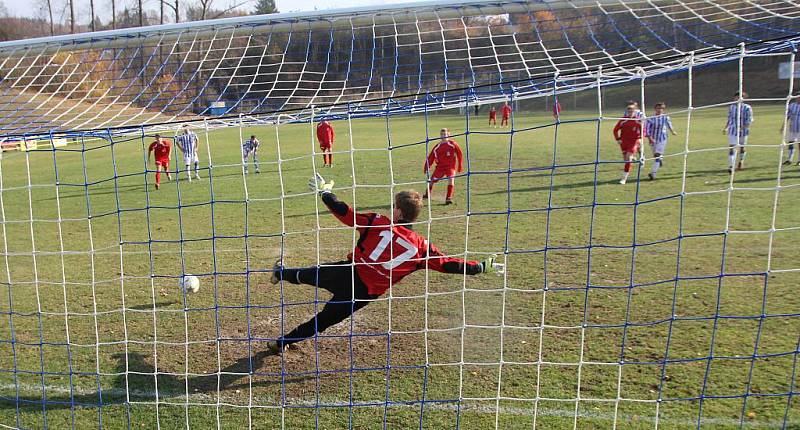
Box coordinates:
[156,159,170,168]
[319,143,332,151]
[430,167,456,182]
[620,140,640,154]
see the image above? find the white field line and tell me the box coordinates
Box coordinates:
[0,382,794,428]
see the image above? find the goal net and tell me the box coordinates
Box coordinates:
[0,0,799,428]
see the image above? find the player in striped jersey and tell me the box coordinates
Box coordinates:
[645,102,677,180]
[175,125,201,181]
[242,135,260,174]
[722,92,753,173]
[781,92,800,165]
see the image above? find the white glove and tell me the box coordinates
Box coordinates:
[308,172,334,194]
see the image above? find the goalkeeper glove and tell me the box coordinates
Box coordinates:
[480,254,505,275]
[308,172,334,194]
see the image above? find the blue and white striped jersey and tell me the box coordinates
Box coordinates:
[176,132,198,156]
[726,103,753,137]
[243,138,259,154]
[623,109,643,120]
[645,115,674,142]
[787,101,800,134]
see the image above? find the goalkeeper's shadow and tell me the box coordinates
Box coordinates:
[0,351,312,411]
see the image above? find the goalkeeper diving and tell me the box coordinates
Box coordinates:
[266,173,504,354]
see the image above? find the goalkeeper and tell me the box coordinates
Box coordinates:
[267,173,504,354]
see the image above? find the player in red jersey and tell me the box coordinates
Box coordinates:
[147,134,172,190]
[500,101,512,127]
[316,120,335,168]
[613,103,644,185]
[488,106,497,127]
[423,128,464,205]
[552,99,562,120]
[266,173,504,354]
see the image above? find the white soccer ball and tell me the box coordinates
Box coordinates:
[181,275,200,294]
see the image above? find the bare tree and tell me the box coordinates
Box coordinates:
[111,0,115,29]
[191,0,251,21]
[37,0,55,35]
[162,0,178,23]
[197,0,211,20]
[90,0,95,30]
[138,0,143,26]
[69,0,74,33]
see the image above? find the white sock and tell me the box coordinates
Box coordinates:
[789,145,795,161]
[650,158,660,175]
[185,165,191,181]
[729,150,736,168]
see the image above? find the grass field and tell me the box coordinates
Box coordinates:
[0,103,799,429]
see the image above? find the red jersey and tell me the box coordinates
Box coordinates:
[488,108,497,119]
[552,100,562,118]
[322,193,481,295]
[148,139,171,161]
[316,121,335,146]
[424,140,464,173]
[501,105,512,118]
[613,118,643,142]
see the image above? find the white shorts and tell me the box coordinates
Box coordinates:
[728,135,748,147]
[788,131,800,143]
[649,139,668,154]
[242,148,256,159]
[183,153,199,164]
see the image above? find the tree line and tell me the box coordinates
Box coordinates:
[0,0,277,41]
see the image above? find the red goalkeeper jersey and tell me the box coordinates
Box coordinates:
[501,104,512,118]
[424,140,464,173]
[321,193,481,295]
[316,121,335,145]
[148,139,171,161]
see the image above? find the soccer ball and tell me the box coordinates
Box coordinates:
[181,275,200,294]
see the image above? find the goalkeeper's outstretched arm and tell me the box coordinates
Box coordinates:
[425,243,505,275]
[309,173,374,229]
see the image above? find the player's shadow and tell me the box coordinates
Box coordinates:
[126,300,181,310]
[650,167,800,184]
[0,350,308,412]
[39,167,306,202]
[479,165,796,195]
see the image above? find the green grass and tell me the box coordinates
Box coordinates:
[0,104,799,429]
